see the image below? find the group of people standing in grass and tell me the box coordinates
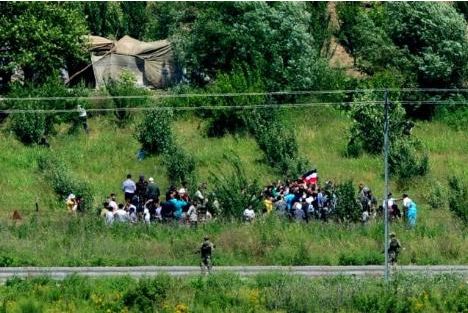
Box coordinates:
[256,179,417,227]
[99,174,213,226]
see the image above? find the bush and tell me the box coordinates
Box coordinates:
[7,77,89,145]
[105,71,150,126]
[37,154,94,211]
[210,153,260,219]
[436,94,468,131]
[426,180,446,209]
[123,276,171,313]
[389,139,429,180]
[448,176,468,225]
[334,180,362,223]
[202,68,266,137]
[252,112,310,177]
[164,144,196,187]
[135,109,174,155]
[347,92,407,155]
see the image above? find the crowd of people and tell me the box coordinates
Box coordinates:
[65,173,418,228]
[253,179,417,227]
[98,174,214,227]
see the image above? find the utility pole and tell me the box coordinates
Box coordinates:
[383,89,390,282]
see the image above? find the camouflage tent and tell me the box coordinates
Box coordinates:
[88,35,175,88]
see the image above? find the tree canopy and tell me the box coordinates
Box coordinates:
[0,2,88,84]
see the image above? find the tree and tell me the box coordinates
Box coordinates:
[105,71,150,126]
[336,2,468,88]
[172,2,339,90]
[8,76,88,145]
[0,2,88,84]
[135,109,174,155]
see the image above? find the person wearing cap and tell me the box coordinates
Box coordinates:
[199,236,214,274]
[387,232,402,265]
[146,177,160,202]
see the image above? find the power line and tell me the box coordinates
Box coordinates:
[1,88,467,102]
[0,99,466,114]
[0,101,376,114]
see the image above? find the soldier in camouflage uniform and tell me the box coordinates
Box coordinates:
[200,236,214,274]
[388,232,402,266]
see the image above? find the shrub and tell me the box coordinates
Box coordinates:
[448,175,468,225]
[426,180,446,209]
[105,71,150,126]
[123,276,171,313]
[210,153,260,219]
[347,91,407,155]
[436,94,468,131]
[7,77,89,145]
[37,154,94,211]
[135,109,174,155]
[203,68,266,137]
[389,138,429,180]
[164,144,196,187]
[334,180,362,223]
[252,112,310,177]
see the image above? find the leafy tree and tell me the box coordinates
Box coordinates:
[210,153,260,220]
[164,144,196,187]
[105,71,150,126]
[448,176,468,225]
[135,109,174,155]
[336,2,468,88]
[347,92,406,156]
[172,2,340,90]
[80,2,124,39]
[334,180,362,223]
[0,2,88,84]
[8,76,88,145]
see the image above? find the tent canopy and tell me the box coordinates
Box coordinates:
[87,35,175,88]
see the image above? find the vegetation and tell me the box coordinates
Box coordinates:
[7,77,88,145]
[0,2,88,84]
[0,2,466,269]
[136,109,174,155]
[448,175,468,225]
[0,273,466,312]
[336,2,467,89]
[210,154,260,219]
[105,71,150,126]
[164,144,196,188]
[37,153,94,212]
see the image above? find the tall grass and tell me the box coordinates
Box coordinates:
[0,213,465,266]
[0,106,466,266]
[0,274,466,313]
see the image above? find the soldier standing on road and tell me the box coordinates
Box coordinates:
[388,232,402,266]
[200,236,214,274]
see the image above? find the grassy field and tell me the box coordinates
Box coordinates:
[0,106,466,266]
[0,273,466,313]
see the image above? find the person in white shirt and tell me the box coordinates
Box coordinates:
[114,204,129,222]
[243,206,256,222]
[187,202,198,228]
[105,207,114,225]
[108,193,118,212]
[122,174,137,202]
[77,105,88,133]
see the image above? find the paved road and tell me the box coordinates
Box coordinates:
[0,265,467,281]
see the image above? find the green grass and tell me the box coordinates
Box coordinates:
[0,214,465,266]
[0,107,466,266]
[0,273,466,312]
